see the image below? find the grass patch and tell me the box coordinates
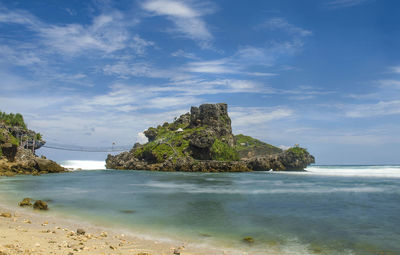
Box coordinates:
[134,125,207,163]
[234,134,282,157]
[286,146,308,158]
[211,139,239,161]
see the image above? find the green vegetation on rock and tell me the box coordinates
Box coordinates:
[211,139,239,161]
[0,111,27,129]
[106,103,315,172]
[35,133,42,140]
[133,122,206,163]
[234,134,282,159]
[287,146,308,158]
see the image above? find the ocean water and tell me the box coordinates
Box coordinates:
[1,164,400,254]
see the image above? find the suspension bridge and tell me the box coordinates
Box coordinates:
[40,142,132,152]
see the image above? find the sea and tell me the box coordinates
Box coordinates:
[1,162,399,255]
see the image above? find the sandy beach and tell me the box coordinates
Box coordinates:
[0,204,232,255]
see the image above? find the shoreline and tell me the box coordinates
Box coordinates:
[0,200,258,255]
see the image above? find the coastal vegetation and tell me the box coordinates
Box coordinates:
[106,103,315,171]
[234,134,282,159]
[0,111,27,129]
[0,111,65,176]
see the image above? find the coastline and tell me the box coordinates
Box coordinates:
[0,200,261,255]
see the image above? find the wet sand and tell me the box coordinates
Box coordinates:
[0,204,234,255]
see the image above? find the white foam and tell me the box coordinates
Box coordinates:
[129,182,385,194]
[60,160,106,170]
[299,165,400,178]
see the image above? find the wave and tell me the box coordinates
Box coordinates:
[299,165,400,178]
[60,160,106,170]
[129,181,386,194]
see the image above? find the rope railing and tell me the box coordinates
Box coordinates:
[40,142,131,152]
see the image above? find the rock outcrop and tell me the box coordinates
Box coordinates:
[106,103,315,172]
[0,111,65,176]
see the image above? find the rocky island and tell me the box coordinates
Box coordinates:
[106,103,315,172]
[0,111,65,176]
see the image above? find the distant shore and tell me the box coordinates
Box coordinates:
[0,202,242,255]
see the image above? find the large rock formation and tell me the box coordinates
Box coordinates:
[0,111,65,176]
[106,103,315,172]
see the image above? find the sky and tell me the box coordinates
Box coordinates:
[0,0,399,164]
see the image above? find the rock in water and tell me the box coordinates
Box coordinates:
[34,158,65,173]
[33,200,48,210]
[106,103,315,172]
[243,236,255,244]
[19,198,33,207]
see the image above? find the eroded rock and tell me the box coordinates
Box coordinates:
[33,200,48,210]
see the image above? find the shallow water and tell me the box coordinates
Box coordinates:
[1,165,400,254]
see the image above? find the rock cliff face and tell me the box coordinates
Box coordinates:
[0,112,65,176]
[106,103,315,172]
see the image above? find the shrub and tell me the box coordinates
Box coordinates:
[211,139,239,161]
[0,111,27,129]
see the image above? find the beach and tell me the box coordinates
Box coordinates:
[0,204,225,255]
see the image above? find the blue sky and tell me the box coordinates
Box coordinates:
[0,0,399,164]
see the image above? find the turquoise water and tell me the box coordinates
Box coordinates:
[1,165,400,254]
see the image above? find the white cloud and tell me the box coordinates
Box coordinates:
[260,17,312,37]
[389,66,400,74]
[378,79,400,88]
[0,7,147,56]
[168,78,273,95]
[130,35,155,55]
[325,0,369,8]
[278,145,291,150]
[137,132,148,144]
[171,49,199,60]
[230,107,293,127]
[0,45,43,66]
[141,0,213,47]
[186,59,234,74]
[345,100,400,118]
[38,13,129,54]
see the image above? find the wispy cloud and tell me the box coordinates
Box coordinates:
[0,7,147,56]
[378,79,400,89]
[345,100,400,118]
[324,0,369,9]
[171,49,199,60]
[141,0,214,48]
[389,65,400,74]
[230,107,294,126]
[259,17,312,37]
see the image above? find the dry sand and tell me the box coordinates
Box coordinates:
[0,204,238,255]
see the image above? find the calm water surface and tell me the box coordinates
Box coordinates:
[1,165,400,254]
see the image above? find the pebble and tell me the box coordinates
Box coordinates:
[100,231,108,237]
[76,228,85,235]
[0,212,12,218]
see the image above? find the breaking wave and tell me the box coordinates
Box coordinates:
[60,160,106,170]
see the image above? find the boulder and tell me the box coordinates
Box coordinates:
[76,228,86,235]
[19,198,33,207]
[34,158,65,173]
[33,200,48,210]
